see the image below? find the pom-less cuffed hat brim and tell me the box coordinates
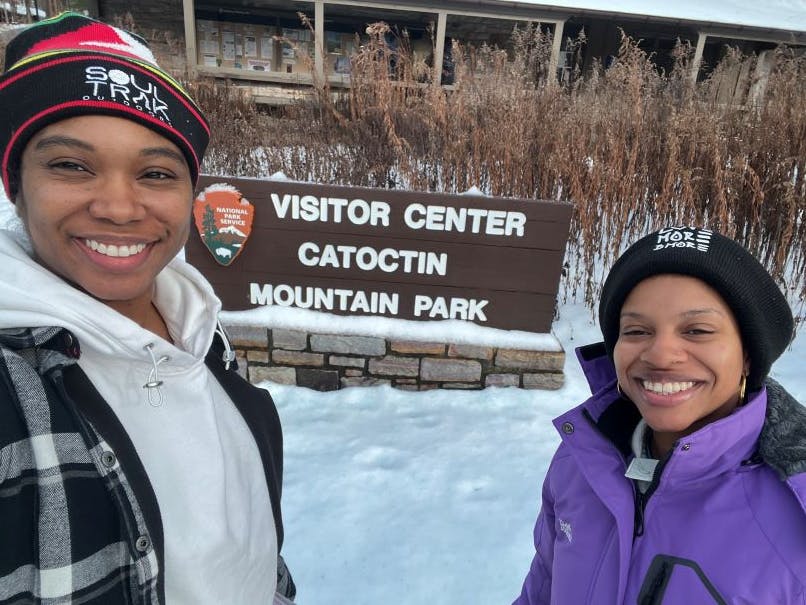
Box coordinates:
[598,227,794,391]
[0,13,209,197]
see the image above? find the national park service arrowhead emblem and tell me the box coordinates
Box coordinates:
[193,184,254,266]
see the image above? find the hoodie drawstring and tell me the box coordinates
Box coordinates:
[215,321,236,371]
[142,323,232,406]
[143,343,169,407]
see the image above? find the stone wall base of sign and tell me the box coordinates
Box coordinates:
[224,324,565,392]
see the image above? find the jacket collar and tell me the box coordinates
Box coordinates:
[0,326,80,374]
[760,378,806,480]
[575,342,615,394]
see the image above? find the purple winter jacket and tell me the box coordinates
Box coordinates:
[514,342,806,605]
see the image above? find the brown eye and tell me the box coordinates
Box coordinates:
[50,161,87,171]
[621,327,649,337]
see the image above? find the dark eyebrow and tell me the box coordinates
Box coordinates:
[140,147,186,165]
[621,308,726,320]
[681,308,726,318]
[34,135,94,152]
[35,137,185,166]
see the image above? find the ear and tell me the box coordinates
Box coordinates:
[743,352,750,375]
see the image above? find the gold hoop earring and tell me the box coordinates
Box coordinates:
[617,382,626,399]
[739,373,747,405]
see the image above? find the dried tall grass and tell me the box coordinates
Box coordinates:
[194,26,805,318]
[7,21,799,317]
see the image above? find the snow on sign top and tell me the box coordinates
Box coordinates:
[511,0,806,33]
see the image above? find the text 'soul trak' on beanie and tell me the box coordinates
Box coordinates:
[598,226,794,391]
[0,11,210,198]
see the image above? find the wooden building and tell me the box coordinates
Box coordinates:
[83,1,806,103]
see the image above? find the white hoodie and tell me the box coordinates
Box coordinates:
[0,228,278,604]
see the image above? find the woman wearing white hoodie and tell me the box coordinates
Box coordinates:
[0,13,295,604]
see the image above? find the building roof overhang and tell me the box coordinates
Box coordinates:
[363,0,806,45]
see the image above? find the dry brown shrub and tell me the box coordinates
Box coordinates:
[165,26,806,320]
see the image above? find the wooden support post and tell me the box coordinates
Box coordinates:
[182,0,197,77]
[548,19,565,84]
[433,11,447,86]
[692,32,707,83]
[315,1,325,82]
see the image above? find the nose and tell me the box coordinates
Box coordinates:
[639,331,687,367]
[87,174,146,224]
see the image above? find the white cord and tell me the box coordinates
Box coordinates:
[215,321,236,370]
[143,343,170,407]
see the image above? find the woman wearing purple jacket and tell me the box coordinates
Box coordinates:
[514,227,805,604]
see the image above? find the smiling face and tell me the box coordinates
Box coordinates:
[613,274,749,456]
[16,115,193,321]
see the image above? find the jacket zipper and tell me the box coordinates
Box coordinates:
[579,409,672,539]
[633,450,672,538]
[634,490,646,537]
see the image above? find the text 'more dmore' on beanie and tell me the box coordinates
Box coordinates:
[0,11,210,198]
[598,226,794,391]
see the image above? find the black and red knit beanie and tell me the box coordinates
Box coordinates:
[599,226,794,391]
[0,12,209,198]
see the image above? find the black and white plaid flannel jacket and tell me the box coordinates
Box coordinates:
[0,326,160,604]
[0,325,296,604]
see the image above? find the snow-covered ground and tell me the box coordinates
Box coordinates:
[269,301,804,605]
[1,191,803,604]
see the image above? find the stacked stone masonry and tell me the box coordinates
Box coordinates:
[225,325,565,392]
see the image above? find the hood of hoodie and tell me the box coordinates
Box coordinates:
[0,228,221,367]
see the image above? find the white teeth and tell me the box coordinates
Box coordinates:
[84,239,146,258]
[642,381,695,395]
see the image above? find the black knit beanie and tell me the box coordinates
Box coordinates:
[0,12,209,199]
[599,227,794,391]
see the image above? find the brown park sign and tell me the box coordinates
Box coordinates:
[185,176,573,333]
